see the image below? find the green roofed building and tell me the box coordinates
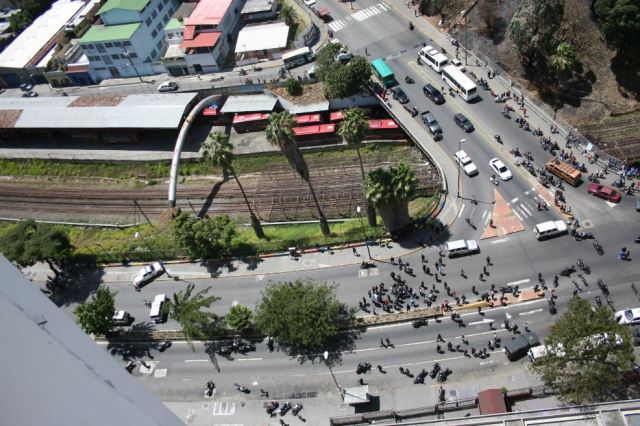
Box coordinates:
[80,0,180,83]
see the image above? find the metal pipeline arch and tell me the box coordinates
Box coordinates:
[168,94,223,207]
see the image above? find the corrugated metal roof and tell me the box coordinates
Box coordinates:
[180,32,220,49]
[0,93,197,129]
[221,94,278,114]
[185,0,233,26]
[235,22,289,52]
[80,23,140,44]
[97,0,150,15]
[289,101,330,114]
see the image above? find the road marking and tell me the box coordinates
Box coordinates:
[482,210,488,220]
[468,318,494,325]
[519,203,532,216]
[154,368,167,378]
[511,197,519,203]
[212,401,236,416]
[605,201,617,208]
[255,274,265,281]
[479,360,495,366]
[524,189,531,195]
[519,309,543,316]
[513,210,523,221]
[506,278,530,286]
[457,203,465,217]
[185,359,209,363]
[236,357,263,361]
[490,237,510,245]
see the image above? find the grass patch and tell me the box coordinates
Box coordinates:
[409,196,439,220]
[0,145,406,180]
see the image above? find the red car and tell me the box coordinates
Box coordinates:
[587,183,621,202]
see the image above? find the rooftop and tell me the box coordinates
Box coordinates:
[164,18,183,31]
[80,22,141,43]
[221,94,278,114]
[180,31,220,49]
[0,0,87,69]
[242,0,277,14]
[185,0,233,26]
[97,0,150,15]
[235,22,289,53]
[0,93,197,129]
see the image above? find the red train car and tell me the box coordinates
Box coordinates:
[232,113,271,133]
[292,123,338,146]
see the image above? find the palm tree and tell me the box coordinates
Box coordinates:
[338,107,376,226]
[265,111,330,236]
[363,162,417,233]
[169,284,220,350]
[201,131,265,238]
[278,4,296,27]
[549,42,577,114]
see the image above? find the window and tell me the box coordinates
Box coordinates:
[151,29,158,38]
[158,1,164,11]
[145,16,152,26]
[151,10,157,19]
[111,54,120,60]
[102,55,113,64]
[105,42,113,48]
[96,44,106,53]
[156,22,162,32]
[129,52,138,59]
[114,41,121,46]
[95,67,106,70]
[123,41,131,46]
[85,43,95,50]
[156,40,163,50]
[164,0,169,4]
[90,56,102,62]
[163,13,170,23]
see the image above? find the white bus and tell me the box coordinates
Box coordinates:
[418,45,449,73]
[283,47,314,70]
[442,64,478,102]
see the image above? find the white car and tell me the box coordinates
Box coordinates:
[158,81,179,92]
[450,58,465,73]
[132,261,164,288]
[112,310,133,326]
[489,158,512,181]
[454,150,478,176]
[615,308,640,325]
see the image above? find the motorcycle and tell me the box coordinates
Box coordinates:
[266,401,280,416]
[548,298,557,314]
[489,174,499,185]
[360,260,376,269]
[593,240,604,255]
[204,380,215,397]
[279,401,292,416]
[239,68,247,76]
[635,235,640,244]
[405,75,415,84]
[412,318,428,328]
[291,403,303,416]
[595,296,602,307]
[597,279,610,296]
[430,362,441,378]
[356,362,372,374]
[494,134,502,144]
[560,265,576,277]
[437,368,452,383]
[234,383,250,393]
[409,21,414,31]
[577,258,591,274]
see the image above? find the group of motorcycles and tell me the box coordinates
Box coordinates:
[265,401,303,418]
[216,339,256,356]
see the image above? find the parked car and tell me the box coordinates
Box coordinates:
[489,158,512,181]
[19,83,33,91]
[21,91,38,98]
[450,58,465,73]
[587,183,621,202]
[158,81,179,92]
[422,83,445,104]
[112,310,134,326]
[615,308,640,325]
[392,86,409,104]
[132,261,164,289]
[421,111,442,135]
[453,112,474,132]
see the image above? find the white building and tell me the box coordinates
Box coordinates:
[235,21,289,65]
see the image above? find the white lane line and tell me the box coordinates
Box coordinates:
[468,318,494,325]
[290,374,306,377]
[519,309,543,316]
[506,278,530,286]
[482,210,488,221]
[368,322,412,330]
[511,197,519,203]
[524,189,531,195]
[457,203,465,218]
[479,360,495,366]
[236,357,263,361]
[185,359,209,363]
[513,210,523,221]
[490,237,510,244]
[520,203,532,216]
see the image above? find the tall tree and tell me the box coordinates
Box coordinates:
[172,212,237,260]
[278,3,297,27]
[549,42,577,111]
[0,219,72,277]
[324,57,372,99]
[338,107,376,226]
[594,0,640,63]
[265,111,330,236]
[201,131,265,239]
[509,0,564,66]
[530,297,638,404]
[74,286,117,336]
[254,279,354,350]
[169,284,220,348]
[363,162,417,233]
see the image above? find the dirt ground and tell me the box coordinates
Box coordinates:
[436,0,639,159]
[267,81,328,105]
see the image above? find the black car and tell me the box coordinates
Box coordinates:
[392,86,409,104]
[423,83,445,104]
[454,112,474,132]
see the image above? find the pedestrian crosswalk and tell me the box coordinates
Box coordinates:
[328,3,389,33]
[506,188,547,221]
[212,401,236,416]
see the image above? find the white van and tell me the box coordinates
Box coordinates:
[149,294,168,324]
[527,345,549,362]
[533,220,568,240]
[446,239,479,257]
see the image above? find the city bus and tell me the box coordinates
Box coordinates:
[282,47,314,70]
[418,45,449,73]
[292,123,338,145]
[441,64,478,102]
[294,113,322,125]
[232,113,271,133]
[365,119,405,140]
[371,58,397,88]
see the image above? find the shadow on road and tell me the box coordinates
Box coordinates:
[46,257,105,307]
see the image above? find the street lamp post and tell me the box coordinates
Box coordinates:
[323,351,343,400]
[356,206,372,260]
[122,48,144,83]
[457,138,466,198]
[134,231,158,260]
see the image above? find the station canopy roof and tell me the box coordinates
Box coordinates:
[0,93,197,130]
[220,94,278,114]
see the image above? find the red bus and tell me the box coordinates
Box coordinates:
[329,111,345,123]
[295,113,322,125]
[366,118,405,140]
[201,104,229,125]
[232,113,271,133]
[292,123,338,146]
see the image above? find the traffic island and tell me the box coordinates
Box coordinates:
[480,189,525,239]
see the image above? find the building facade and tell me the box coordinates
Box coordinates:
[79,0,179,82]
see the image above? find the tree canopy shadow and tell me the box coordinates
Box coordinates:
[46,256,105,307]
[198,179,225,218]
[282,327,363,367]
[106,322,156,361]
[611,52,640,101]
